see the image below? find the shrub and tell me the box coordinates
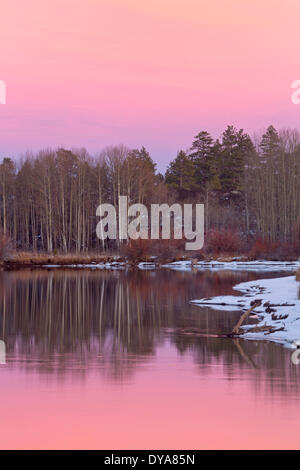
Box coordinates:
[152,239,185,261]
[121,239,152,262]
[249,238,300,261]
[249,238,278,260]
[0,232,12,261]
[121,238,185,263]
[272,241,300,261]
[204,229,241,255]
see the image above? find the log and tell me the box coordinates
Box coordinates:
[231,300,262,335]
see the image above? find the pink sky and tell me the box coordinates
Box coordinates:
[1,0,300,169]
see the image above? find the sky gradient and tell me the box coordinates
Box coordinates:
[1,0,300,169]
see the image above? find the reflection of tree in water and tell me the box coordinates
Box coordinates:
[0,269,299,395]
[169,329,300,397]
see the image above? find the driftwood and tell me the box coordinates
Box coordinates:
[229,300,262,336]
[171,297,282,342]
[193,301,245,307]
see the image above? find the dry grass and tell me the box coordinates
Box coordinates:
[296,267,300,282]
[8,251,119,266]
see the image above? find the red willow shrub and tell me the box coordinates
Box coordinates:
[204,229,242,255]
[0,232,12,261]
[153,239,185,261]
[121,238,185,262]
[121,239,152,262]
[249,238,300,261]
[249,238,278,259]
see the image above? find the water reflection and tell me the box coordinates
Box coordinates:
[0,268,299,396]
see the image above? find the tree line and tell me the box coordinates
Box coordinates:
[0,125,300,252]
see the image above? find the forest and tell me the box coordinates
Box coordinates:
[1,124,300,259]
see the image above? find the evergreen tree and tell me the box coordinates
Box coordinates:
[259,125,281,160]
[219,125,254,196]
[189,131,214,190]
[129,146,156,173]
[165,150,196,198]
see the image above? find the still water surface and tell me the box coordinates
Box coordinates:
[0,268,300,449]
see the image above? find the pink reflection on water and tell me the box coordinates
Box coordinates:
[0,341,300,450]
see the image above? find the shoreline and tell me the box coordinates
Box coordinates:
[191,274,300,349]
[3,256,300,348]
[2,250,300,271]
[3,257,300,272]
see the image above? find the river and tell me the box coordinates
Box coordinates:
[0,268,299,449]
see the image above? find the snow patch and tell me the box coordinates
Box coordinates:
[164,260,300,272]
[191,275,300,348]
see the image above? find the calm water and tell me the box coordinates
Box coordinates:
[0,268,300,449]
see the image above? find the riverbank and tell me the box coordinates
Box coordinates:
[3,252,300,271]
[191,274,300,349]
[163,259,300,272]
[3,252,124,269]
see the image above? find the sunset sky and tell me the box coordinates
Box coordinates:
[1,0,300,169]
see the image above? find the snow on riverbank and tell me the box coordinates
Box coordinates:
[44,262,127,270]
[42,259,300,272]
[43,261,157,270]
[163,260,300,272]
[191,275,300,348]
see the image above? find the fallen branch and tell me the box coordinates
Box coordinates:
[192,301,245,307]
[230,300,262,336]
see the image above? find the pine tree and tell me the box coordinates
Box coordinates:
[259,125,281,160]
[165,150,196,198]
[219,125,254,197]
[129,146,156,173]
[189,131,214,191]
